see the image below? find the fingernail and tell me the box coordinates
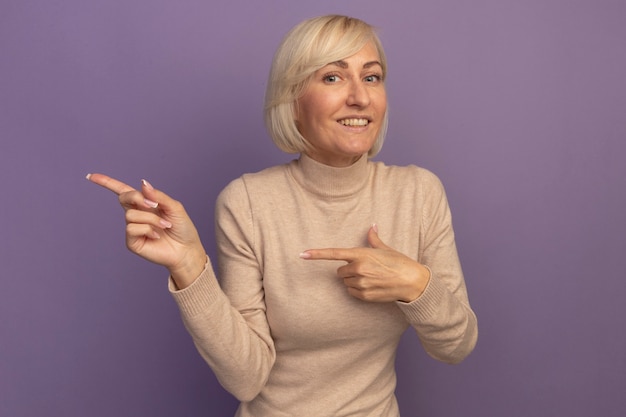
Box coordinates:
[299,251,311,259]
[160,219,172,229]
[148,230,161,240]
[141,179,154,190]
[85,173,92,180]
[371,223,379,233]
[144,198,159,208]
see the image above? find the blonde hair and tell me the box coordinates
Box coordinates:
[264,15,388,157]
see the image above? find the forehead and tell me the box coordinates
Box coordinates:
[325,42,382,69]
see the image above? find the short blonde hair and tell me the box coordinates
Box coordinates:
[264,15,388,157]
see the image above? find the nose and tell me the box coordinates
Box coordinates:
[346,80,370,107]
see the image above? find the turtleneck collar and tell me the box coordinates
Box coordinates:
[288,153,371,199]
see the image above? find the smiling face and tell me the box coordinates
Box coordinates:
[295,42,387,167]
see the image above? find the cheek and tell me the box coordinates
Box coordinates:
[301,98,332,126]
[375,90,388,112]
[295,95,317,124]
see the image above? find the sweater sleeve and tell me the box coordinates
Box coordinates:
[169,178,275,401]
[395,171,478,364]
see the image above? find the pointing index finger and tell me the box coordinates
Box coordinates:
[86,173,135,195]
[300,248,362,262]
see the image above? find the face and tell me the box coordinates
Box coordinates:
[295,42,387,167]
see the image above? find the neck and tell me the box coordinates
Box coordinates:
[303,151,366,168]
[289,153,370,199]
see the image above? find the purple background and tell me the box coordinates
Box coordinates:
[2,0,625,416]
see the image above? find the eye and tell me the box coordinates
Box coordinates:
[364,74,382,83]
[322,73,340,83]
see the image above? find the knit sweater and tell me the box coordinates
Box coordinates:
[170,153,478,417]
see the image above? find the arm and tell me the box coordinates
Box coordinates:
[86,174,275,400]
[170,179,275,401]
[299,174,477,364]
[395,173,477,364]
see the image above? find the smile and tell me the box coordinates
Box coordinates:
[338,118,369,127]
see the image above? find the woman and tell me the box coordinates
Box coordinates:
[87,15,477,417]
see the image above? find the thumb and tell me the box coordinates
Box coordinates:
[367,223,389,249]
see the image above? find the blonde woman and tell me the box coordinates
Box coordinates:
[88,15,477,417]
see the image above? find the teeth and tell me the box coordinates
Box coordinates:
[339,118,369,126]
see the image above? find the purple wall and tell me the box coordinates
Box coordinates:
[2,1,625,416]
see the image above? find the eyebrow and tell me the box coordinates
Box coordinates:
[328,60,383,70]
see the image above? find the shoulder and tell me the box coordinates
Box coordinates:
[370,160,445,193]
[216,161,293,208]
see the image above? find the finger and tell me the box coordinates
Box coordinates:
[342,276,371,291]
[336,261,368,279]
[86,173,135,195]
[367,223,390,250]
[138,179,185,215]
[126,222,161,241]
[299,247,364,261]
[118,189,160,211]
[125,208,173,230]
[342,277,380,302]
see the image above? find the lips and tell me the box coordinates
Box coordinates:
[338,118,370,126]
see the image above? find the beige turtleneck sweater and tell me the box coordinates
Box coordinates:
[170,153,477,416]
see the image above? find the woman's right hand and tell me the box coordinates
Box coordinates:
[86,173,207,289]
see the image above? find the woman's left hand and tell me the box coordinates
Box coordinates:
[300,225,430,303]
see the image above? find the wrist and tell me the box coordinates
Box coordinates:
[169,248,207,290]
[400,264,431,303]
